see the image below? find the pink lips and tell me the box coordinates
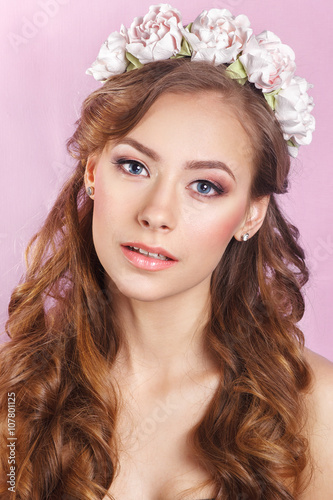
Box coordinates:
[121,242,178,272]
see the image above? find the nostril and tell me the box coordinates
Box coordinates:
[138,213,173,231]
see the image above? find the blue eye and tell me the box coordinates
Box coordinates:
[190,180,224,197]
[127,162,145,175]
[197,182,212,194]
[114,159,149,177]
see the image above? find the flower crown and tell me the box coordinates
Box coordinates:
[86,4,315,158]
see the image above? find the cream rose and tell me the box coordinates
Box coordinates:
[239,31,296,92]
[275,76,315,148]
[86,27,128,81]
[126,4,184,64]
[85,4,315,157]
[182,8,252,64]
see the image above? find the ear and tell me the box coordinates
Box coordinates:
[84,155,98,196]
[234,195,270,242]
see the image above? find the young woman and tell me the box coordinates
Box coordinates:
[1,5,332,500]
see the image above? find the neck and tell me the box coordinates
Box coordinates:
[108,281,214,385]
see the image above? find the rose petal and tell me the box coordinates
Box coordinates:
[182,8,253,65]
[126,4,184,64]
[275,76,315,146]
[240,31,296,92]
[86,28,128,81]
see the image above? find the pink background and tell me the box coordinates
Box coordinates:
[1,0,332,360]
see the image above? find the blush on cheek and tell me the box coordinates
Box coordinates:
[224,205,247,234]
[200,204,248,252]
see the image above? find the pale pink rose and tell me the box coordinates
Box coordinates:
[239,31,296,92]
[126,4,184,64]
[275,76,315,148]
[86,27,128,81]
[182,8,253,64]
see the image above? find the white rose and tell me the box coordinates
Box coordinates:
[275,76,315,147]
[239,31,296,92]
[86,27,128,81]
[126,4,184,64]
[182,8,252,64]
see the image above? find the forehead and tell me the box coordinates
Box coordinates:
[112,91,255,176]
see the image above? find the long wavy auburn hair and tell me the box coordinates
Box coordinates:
[0,58,312,499]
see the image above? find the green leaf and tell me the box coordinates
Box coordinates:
[125,52,143,72]
[174,38,192,58]
[225,59,248,85]
[172,23,193,59]
[264,93,275,111]
[287,139,298,148]
[263,89,280,111]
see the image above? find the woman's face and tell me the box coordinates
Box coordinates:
[86,91,267,303]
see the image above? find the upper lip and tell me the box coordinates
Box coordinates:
[121,242,178,261]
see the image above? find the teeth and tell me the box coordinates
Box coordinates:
[138,248,149,256]
[149,252,160,259]
[157,254,169,261]
[128,246,171,261]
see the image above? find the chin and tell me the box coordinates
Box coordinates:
[106,276,175,303]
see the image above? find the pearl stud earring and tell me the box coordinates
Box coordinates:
[86,186,95,197]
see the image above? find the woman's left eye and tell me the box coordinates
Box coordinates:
[189,180,224,197]
[114,159,149,177]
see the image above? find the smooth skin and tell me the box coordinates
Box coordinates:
[84,91,333,500]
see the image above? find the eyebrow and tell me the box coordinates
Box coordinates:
[113,137,236,182]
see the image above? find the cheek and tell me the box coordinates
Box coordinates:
[92,176,120,254]
[183,199,247,254]
[93,174,129,230]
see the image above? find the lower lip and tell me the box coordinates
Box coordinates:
[121,246,178,271]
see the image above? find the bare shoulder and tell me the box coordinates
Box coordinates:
[304,346,333,372]
[303,346,333,427]
[299,348,333,499]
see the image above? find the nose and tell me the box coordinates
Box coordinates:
[137,178,177,232]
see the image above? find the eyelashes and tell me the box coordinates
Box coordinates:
[114,158,149,177]
[112,158,226,197]
[192,181,224,196]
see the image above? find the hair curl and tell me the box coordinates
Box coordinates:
[0,59,312,499]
